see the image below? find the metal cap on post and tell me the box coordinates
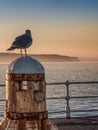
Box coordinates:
[7,56,44,74]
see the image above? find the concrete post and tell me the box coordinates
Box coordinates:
[0,56,58,130]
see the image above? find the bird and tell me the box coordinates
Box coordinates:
[6,30,32,56]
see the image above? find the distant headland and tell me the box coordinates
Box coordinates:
[0,52,80,63]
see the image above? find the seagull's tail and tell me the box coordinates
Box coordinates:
[6,47,15,51]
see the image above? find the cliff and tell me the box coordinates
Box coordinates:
[0,53,80,63]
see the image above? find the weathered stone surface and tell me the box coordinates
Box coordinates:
[6,74,45,81]
[6,111,48,120]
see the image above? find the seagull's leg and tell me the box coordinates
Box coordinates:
[25,49,27,56]
[20,49,22,57]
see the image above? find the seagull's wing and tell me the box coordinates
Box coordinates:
[12,34,32,48]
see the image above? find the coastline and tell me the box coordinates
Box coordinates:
[0,52,80,63]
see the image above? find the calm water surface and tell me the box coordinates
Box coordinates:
[0,62,98,118]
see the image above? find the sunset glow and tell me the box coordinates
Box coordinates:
[0,0,98,60]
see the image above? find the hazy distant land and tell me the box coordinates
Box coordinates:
[0,52,80,63]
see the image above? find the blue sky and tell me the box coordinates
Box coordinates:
[0,0,98,59]
[0,0,97,23]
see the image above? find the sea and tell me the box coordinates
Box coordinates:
[0,62,98,119]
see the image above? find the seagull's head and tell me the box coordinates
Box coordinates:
[25,30,31,36]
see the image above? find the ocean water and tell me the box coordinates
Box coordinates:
[0,62,98,118]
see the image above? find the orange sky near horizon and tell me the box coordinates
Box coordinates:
[1,23,97,59]
[0,0,98,60]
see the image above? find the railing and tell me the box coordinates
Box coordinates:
[0,81,98,118]
[47,81,98,118]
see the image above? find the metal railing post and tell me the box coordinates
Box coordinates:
[65,80,70,118]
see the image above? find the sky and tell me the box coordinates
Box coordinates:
[0,0,98,60]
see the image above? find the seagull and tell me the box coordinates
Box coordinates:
[7,30,32,56]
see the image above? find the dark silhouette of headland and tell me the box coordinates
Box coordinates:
[0,52,80,63]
